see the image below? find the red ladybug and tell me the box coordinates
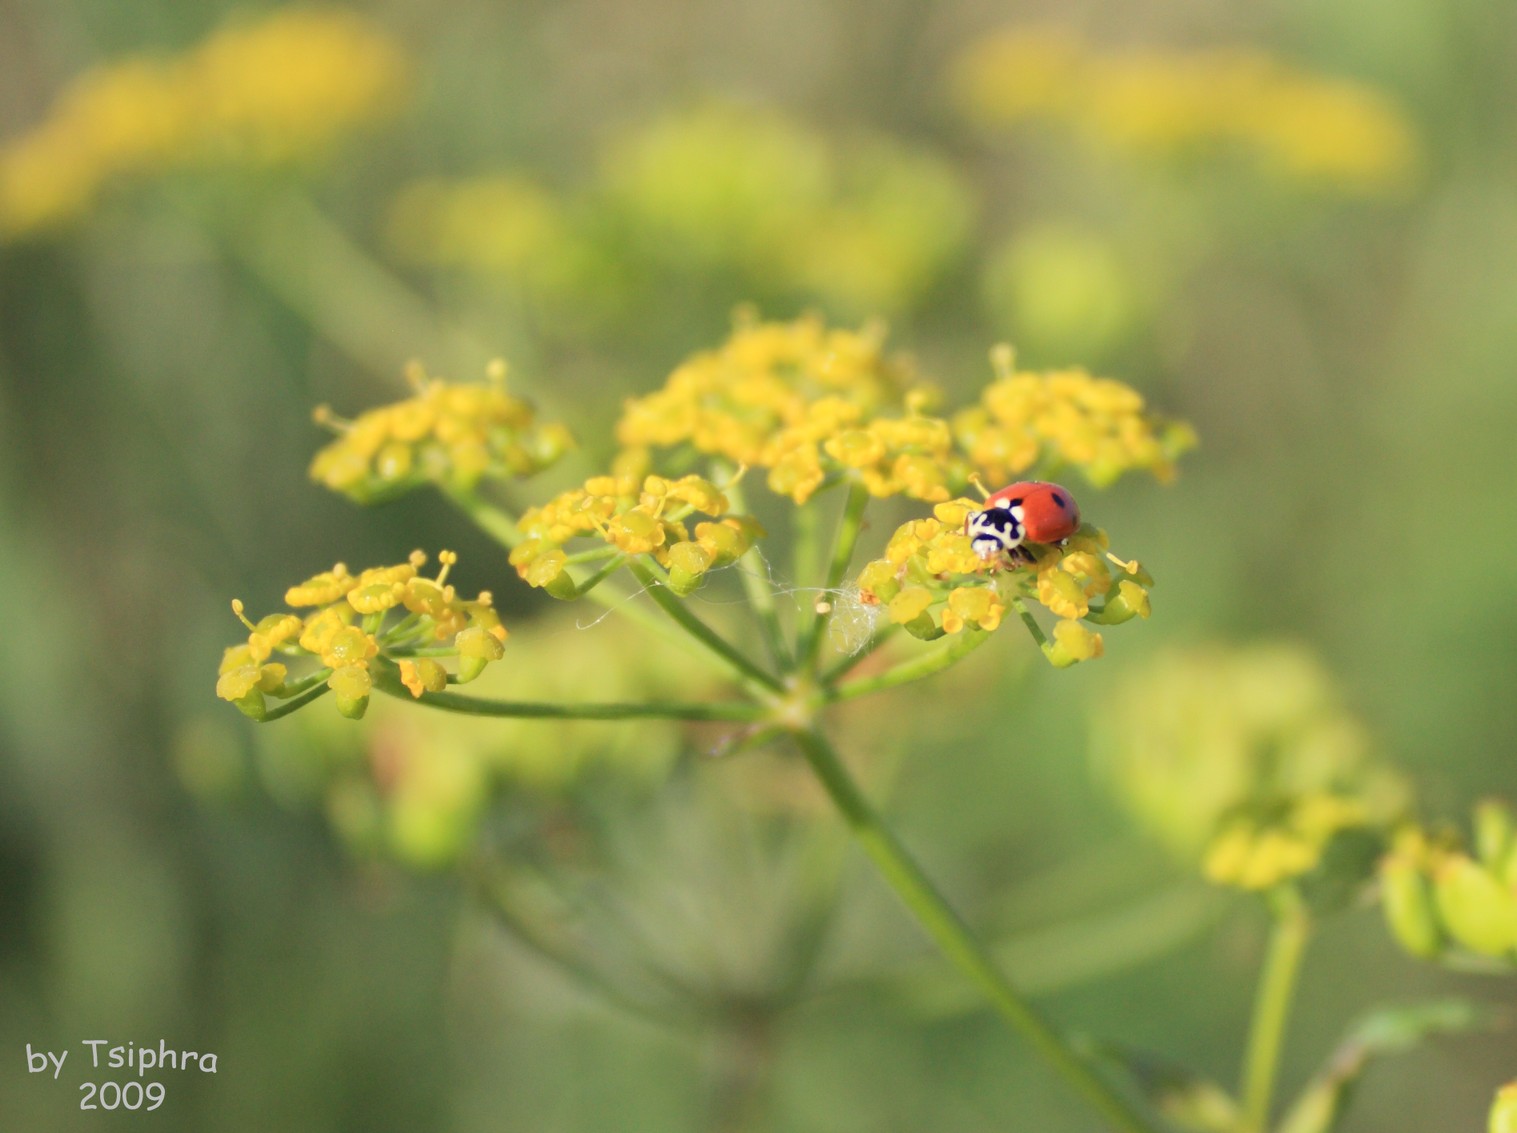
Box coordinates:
[965,480,1080,561]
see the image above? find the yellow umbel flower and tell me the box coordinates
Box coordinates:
[0,7,409,238]
[600,103,973,314]
[510,473,761,597]
[310,360,572,503]
[217,550,505,720]
[1095,643,1409,862]
[954,347,1195,488]
[855,500,1145,664]
[618,313,957,504]
[949,27,1417,194]
[385,174,583,286]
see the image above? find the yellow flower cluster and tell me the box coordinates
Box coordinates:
[1380,802,1517,965]
[0,7,408,238]
[1094,643,1408,860]
[855,500,1149,663]
[309,360,572,503]
[1203,792,1375,891]
[385,174,589,292]
[217,550,506,720]
[602,103,975,314]
[386,103,974,316]
[954,348,1196,488]
[949,27,1418,192]
[617,314,959,504]
[511,474,761,597]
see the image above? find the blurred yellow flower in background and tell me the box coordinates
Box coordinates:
[0,7,408,237]
[387,103,974,316]
[310,359,572,503]
[950,27,1418,193]
[1094,643,1409,864]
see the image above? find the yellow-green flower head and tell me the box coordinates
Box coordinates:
[1379,803,1517,967]
[618,314,952,504]
[1094,643,1409,862]
[510,472,760,596]
[948,27,1417,194]
[217,550,508,720]
[0,7,409,238]
[600,102,975,311]
[1202,791,1373,891]
[954,347,1195,488]
[384,174,584,288]
[856,500,1146,663]
[309,359,572,503]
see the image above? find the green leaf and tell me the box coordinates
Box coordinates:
[1276,1000,1498,1133]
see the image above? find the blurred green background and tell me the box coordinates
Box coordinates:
[2,0,1515,1130]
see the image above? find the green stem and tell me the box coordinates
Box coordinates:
[1009,596,1049,650]
[446,486,523,548]
[219,189,489,378]
[829,630,990,701]
[718,466,790,669]
[790,726,1161,1133]
[258,684,330,721]
[1241,890,1311,1132]
[626,560,786,694]
[796,482,870,670]
[273,668,334,699]
[371,663,763,721]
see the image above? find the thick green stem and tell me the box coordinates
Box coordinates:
[626,560,786,694]
[796,483,870,670]
[371,662,763,721]
[1241,890,1311,1132]
[446,487,523,548]
[218,190,489,378]
[829,630,990,701]
[791,726,1161,1133]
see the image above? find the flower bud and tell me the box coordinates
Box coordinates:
[1433,855,1517,958]
[666,540,714,595]
[455,626,505,683]
[1044,619,1103,667]
[328,664,373,720]
[1380,853,1445,959]
[397,658,448,698]
[1475,799,1514,869]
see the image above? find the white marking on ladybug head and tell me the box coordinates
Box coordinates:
[966,505,1024,561]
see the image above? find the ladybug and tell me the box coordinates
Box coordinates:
[965,480,1081,561]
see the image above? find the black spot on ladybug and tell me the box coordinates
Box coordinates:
[1050,492,1067,509]
[1004,497,1023,508]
